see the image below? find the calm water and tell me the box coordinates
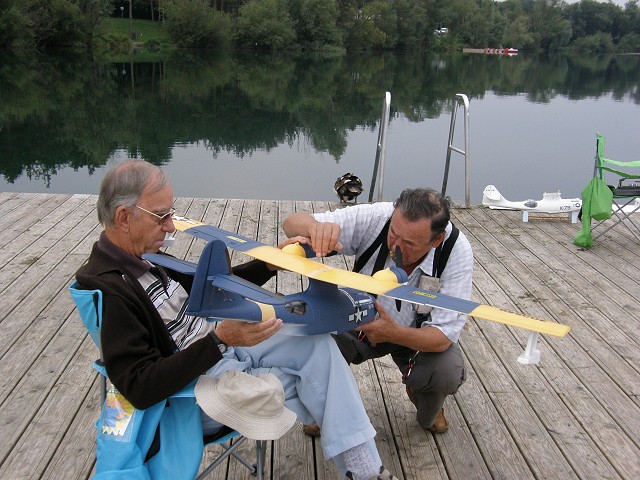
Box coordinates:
[1,51,638,205]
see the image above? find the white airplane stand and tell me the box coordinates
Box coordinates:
[522,210,579,223]
[517,331,541,365]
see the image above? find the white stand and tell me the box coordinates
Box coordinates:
[522,210,579,223]
[569,210,578,223]
[518,331,541,365]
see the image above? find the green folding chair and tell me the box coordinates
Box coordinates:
[575,133,640,247]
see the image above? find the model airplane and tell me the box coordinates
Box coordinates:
[142,215,571,337]
[482,185,582,223]
[145,239,381,335]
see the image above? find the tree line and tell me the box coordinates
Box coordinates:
[2,50,637,185]
[1,0,639,54]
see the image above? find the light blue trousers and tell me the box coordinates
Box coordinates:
[203,332,380,473]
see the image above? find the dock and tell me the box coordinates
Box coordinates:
[0,192,638,479]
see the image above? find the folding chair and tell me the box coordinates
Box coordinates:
[69,281,266,479]
[590,133,640,242]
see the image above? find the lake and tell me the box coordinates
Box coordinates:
[1,50,638,205]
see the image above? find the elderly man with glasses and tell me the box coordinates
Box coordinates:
[75,159,398,480]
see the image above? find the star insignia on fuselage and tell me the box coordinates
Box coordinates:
[349,309,368,324]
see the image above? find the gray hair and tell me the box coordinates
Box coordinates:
[393,188,450,239]
[97,160,170,227]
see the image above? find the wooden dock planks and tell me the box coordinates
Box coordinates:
[0,194,638,480]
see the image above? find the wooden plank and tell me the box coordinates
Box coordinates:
[0,193,70,249]
[0,205,100,357]
[39,377,101,480]
[182,197,223,264]
[2,196,640,480]
[0,194,95,298]
[455,207,640,478]
[467,207,640,400]
[0,331,96,477]
[0,192,42,233]
[365,356,449,480]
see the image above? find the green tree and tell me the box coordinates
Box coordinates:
[571,31,614,53]
[235,0,296,49]
[529,0,572,51]
[163,0,232,48]
[78,0,113,50]
[345,0,396,49]
[0,3,34,50]
[288,0,343,50]
[617,32,640,52]
[394,0,427,49]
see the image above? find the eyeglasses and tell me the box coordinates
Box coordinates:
[135,205,176,225]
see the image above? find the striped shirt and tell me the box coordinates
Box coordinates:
[137,268,215,350]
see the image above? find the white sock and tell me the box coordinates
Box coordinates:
[342,443,380,480]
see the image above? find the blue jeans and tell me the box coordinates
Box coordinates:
[203,333,380,472]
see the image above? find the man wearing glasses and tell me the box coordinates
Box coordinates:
[75,159,398,480]
[284,188,474,435]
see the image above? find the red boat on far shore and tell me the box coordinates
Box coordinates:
[463,47,519,56]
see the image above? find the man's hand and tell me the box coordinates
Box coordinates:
[356,301,397,345]
[359,301,453,352]
[307,221,343,257]
[283,212,343,257]
[215,317,282,347]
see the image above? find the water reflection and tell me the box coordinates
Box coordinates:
[0,50,638,202]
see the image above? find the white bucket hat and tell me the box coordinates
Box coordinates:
[195,370,297,440]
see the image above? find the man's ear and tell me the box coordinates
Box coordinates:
[113,205,131,232]
[431,231,446,248]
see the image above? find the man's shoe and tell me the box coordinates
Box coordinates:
[346,465,399,479]
[426,408,449,434]
[406,386,449,434]
[302,422,321,437]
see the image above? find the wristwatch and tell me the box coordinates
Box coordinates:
[209,330,228,354]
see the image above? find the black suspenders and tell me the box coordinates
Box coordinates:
[353,217,459,280]
[353,219,391,274]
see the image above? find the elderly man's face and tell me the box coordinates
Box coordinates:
[387,210,443,267]
[128,184,176,257]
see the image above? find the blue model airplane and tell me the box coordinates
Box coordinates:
[144,238,398,335]
[142,215,571,337]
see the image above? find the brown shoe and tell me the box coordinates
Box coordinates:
[427,408,449,434]
[406,386,448,433]
[302,422,321,437]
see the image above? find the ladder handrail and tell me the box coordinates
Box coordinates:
[441,93,471,207]
[368,91,391,203]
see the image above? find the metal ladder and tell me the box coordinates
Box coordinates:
[369,92,470,206]
[368,91,391,203]
[441,93,471,207]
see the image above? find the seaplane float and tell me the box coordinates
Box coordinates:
[482,185,582,223]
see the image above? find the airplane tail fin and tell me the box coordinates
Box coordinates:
[188,240,236,317]
[482,185,504,205]
[187,239,281,319]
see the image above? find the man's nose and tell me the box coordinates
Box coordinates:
[164,218,176,233]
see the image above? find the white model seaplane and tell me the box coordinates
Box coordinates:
[482,185,582,223]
